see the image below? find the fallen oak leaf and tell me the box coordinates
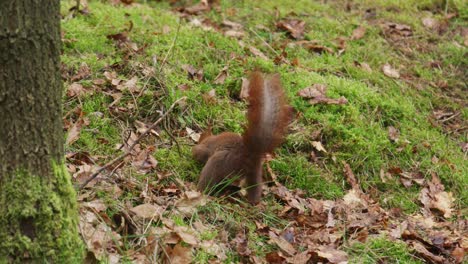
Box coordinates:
[304,43,334,54]
[71,63,91,82]
[268,231,296,256]
[213,66,228,84]
[351,25,367,40]
[173,226,199,246]
[277,19,306,39]
[249,46,268,60]
[182,64,204,81]
[410,240,445,264]
[419,173,455,218]
[66,115,89,146]
[168,243,193,264]
[130,203,163,220]
[67,82,87,97]
[311,246,348,264]
[232,230,251,257]
[183,0,210,15]
[298,84,348,105]
[355,61,372,72]
[286,250,311,264]
[239,77,250,100]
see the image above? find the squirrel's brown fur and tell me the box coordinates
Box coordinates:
[192,71,292,204]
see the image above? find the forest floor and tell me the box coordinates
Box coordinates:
[61,0,467,263]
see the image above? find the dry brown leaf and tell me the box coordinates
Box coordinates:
[213,66,229,84]
[71,63,91,82]
[240,77,250,100]
[183,0,210,15]
[168,243,193,264]
[311,141,327,153]
[381,22,413,38]
[79,209,122,260]
[354,61,372,72]
[382,63,400,78]
[92,78,106,85]
[313,246,348,264]
[343,189,366,207]
[130,203,163,220]
[269,231,296,256]
[174,226,199,246]
[200,240,227,260]
[452,246,465,263]
[182,64,204,81]
[422,17,438,29]
[175,190,206,216]
[232,230,251,256]
[132,148,158,174]
[83,199,107,212]
[249,46,268,60]
[343,162,359,190]
[297,84,348,105]
[134,120,158,136]
[266,251,286,263]
[460,142,468,152]
[120,76,139,93]
[277,19,306,39]
[67,82,86,97]
[222,19,242,29]
[304,43,334,54]
[351,25,366,40]
[388,126,400,142]
[178,83,191,91]
[202,89,216,104]
[389,220,408,239]
[410,240,445,263]
[286,250,311,264]
[66,117,87,146]
[419,173,455,218]
[224,30,245,38]
[186,127,201,142]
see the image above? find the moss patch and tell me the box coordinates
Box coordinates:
[0,162,84,262]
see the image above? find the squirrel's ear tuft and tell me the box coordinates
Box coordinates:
[198,125,213,143]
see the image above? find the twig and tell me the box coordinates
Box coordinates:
[249,27,280,56]
[159,19,181,72]
[79,96,187,189]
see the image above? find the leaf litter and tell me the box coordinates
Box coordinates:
[61,1,467,263]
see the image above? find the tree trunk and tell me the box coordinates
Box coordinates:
[0,0,83,261]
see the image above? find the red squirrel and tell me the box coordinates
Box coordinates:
[192,71,292,204]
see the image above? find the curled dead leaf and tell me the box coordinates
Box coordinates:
[186,127,201,142]
[382,63,400,79]
[213,66,229,84]
[277,19,306,39]
[240,77,250,100]
[388,126,400,142]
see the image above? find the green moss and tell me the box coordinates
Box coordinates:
[0,162,84,262]
[347,236,422,264]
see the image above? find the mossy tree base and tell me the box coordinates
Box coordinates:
[0,164,84,262]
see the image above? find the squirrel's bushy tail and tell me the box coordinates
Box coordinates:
[243,71,292,155]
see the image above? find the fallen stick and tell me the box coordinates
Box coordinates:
[79,96,187,190]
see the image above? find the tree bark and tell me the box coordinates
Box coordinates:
[0,0,83,261]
